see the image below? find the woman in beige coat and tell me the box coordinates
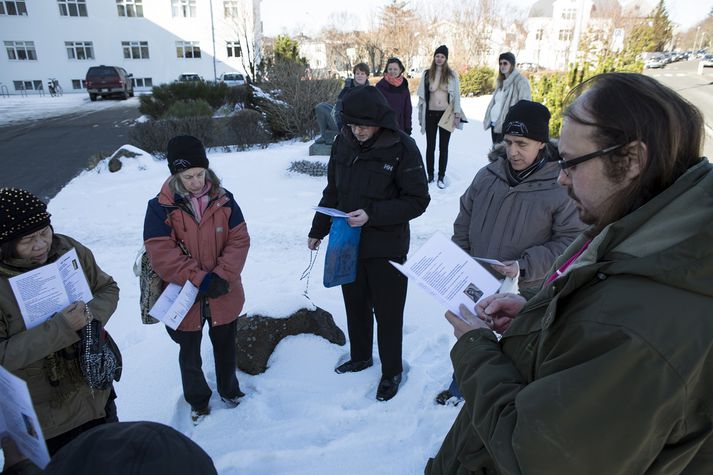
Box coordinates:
[0,188,120,455]
[483,52,531,145]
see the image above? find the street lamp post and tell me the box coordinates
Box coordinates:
[209,0,217,82]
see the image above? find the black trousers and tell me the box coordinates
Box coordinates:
[341,257,407,377]
[45,389,118,456]
[425,110,452,180]
[491,127,503,145]
[166,317,240,410]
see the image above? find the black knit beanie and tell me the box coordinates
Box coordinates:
[0,188,52,244]
[166,135,209,175]
[503,100,551,143]
[499,52,516,66]
[434,45,449,59]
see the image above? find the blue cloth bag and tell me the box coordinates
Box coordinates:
[323,217,361,287]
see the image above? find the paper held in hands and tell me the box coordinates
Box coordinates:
[314,206,350,218]
[148,281,198,330]
[0,365,51,469]
[391,232,501,319]
[8,248,93,330]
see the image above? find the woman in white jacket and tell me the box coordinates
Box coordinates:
[417,45,466,189]
[483,52,531,145]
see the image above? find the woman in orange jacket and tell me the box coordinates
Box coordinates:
[143,135,250,424]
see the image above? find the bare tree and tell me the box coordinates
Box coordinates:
[378,1,427,69]
[225,0,262,81]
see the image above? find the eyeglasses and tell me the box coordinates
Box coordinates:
[499,61,510,66]
[558,144,625,176]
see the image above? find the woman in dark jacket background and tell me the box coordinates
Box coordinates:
[375,57,412,135]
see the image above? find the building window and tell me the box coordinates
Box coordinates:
[5,41,37,60]
[223,0,238,17]
[116,0,142,17]
[65,41,94,60]
[535,29,544,41]
[58,0,87,17]
[226,41,241,57]
[0,1,28,15]
[176,41,200,58]
[72,79,87,89]
[13,79,42,91]
[122,40,149,59]
[561,8,576,20]
[132,77,153,88]
[558,29,573,42]
[171,0,196,17]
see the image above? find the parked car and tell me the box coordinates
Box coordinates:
[219,72,246,87]
[85,65,133,101]
[644,57,665,69]
[702,54,713,68]
[177,73,203,82]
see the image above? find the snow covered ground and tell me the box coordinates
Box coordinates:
[7,96,496,474]
[0,93,141,126]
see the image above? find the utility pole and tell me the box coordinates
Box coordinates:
[209,0,217,82]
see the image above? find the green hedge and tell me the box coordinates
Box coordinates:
[460,66,496,97]
[139,82,251,120]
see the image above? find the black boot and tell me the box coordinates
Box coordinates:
[376,373,402,401]
[335,358,373,374]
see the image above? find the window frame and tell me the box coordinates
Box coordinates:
[116,0,143,17]
[176,41,201,59]
[122,40,150,59]
[65,41,94,60]
[171,0,196,18]
[57,0,88,17]
[5,40,37,61]
[0,1,28,16]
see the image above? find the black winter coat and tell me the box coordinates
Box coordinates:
[309,109,429,259]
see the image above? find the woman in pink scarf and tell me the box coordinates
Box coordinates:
[143,135,250,425]
[375,57,413,135]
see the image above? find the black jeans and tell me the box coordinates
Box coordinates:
[425,110,452,180]
[341,257,407,377]
[491,127,503,145]
[166,317,241,410]
[45,389,118,456]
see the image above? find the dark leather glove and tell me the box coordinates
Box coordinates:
[198,273,230,299]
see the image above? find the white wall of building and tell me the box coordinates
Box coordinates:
[0,0,261,95]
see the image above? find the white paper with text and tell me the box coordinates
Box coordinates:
[148,281,198,330]
[8,248,93,329]
[391,232,501,318]
[0,365,50,469]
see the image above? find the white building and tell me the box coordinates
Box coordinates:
[0,0,262,95]
[521,0,623,71]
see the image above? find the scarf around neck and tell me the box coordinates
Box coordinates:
[188,180,212,221]
[505,156,548,186]
[384,74,404,87]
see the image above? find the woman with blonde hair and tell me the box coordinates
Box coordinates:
[483,52,531,145]
[417,45,466,189]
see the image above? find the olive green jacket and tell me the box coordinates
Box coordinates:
[427,160,713,474]
[0,235,119,439]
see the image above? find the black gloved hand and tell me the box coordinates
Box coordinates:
[198,273,230,299]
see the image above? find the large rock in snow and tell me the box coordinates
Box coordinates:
[235,306,346,375]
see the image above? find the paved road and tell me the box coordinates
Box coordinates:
[644,60,713,158]
[0,102,140,201]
